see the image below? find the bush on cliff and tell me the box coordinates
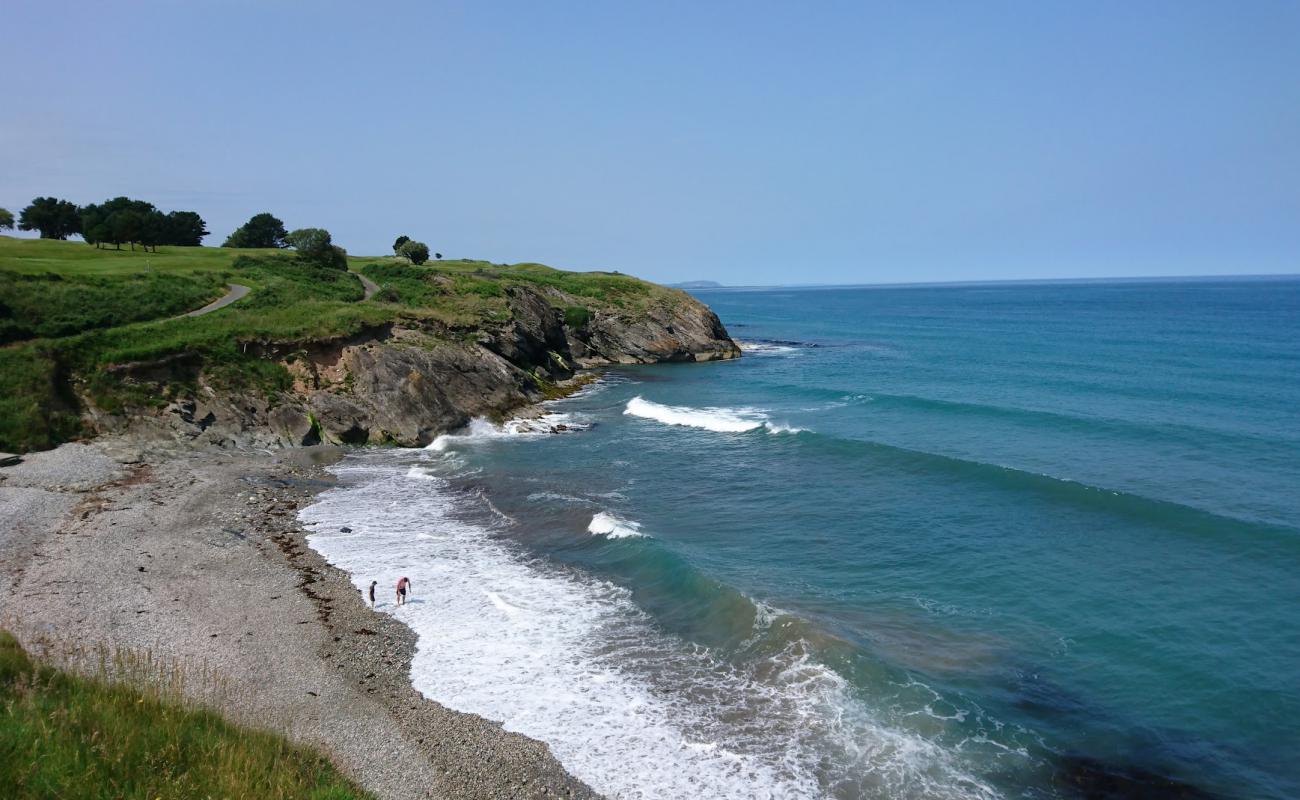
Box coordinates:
[564,305,592,329]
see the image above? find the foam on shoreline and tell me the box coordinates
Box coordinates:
[301,449,1002,800]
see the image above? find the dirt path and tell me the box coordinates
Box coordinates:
[354,272,380,300]
[185,283,251,317]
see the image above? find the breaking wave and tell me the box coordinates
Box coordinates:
[624,396,805,435]
[588,511,647,539]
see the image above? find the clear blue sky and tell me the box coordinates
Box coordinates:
[3,1,1297,285]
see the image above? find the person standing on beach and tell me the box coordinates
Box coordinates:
[396,576,412,606]
[368,580,378,608]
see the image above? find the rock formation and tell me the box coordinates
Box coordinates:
[87,284,740,450]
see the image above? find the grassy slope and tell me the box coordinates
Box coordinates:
[0,630,370,800]
[0,236,688,453]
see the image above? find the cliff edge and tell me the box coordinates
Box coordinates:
[78,269,739,451]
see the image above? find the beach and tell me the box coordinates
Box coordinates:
[0,438,597,800]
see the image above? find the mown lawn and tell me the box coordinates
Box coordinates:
[0,631,371,800]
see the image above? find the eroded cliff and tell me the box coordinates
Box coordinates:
[88,283,740,450]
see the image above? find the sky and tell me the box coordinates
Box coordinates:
[2,1,1298,286]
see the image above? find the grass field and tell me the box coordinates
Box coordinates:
[0,630,371,800]
[0,236,686,453]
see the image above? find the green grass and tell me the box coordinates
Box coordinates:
[0,630,371,800]
[0,236,693,453]
[0,346,82,453]
[0,271,227,344]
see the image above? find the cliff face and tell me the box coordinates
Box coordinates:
[92,284,740,450]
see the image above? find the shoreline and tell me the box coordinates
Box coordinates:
[0,437,599,800]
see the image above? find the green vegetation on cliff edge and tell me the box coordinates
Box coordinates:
[0,630,371,800]
[0,236,690,453]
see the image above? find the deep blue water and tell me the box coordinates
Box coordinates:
[305,278,1300,799]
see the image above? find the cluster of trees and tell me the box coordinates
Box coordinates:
[392,234,438,265]
[222,213,346,269]
[82,198,208,250]
[4,199,380,275]
[10,196,209,250]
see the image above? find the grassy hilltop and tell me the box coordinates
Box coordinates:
[0,236,686,453]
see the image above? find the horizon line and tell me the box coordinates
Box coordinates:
[678,272,1300,291]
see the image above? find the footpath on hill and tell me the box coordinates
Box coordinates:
[180,283,251,317]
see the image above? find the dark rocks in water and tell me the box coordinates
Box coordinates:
[340,527,352,533]
[1054,756,1220,800]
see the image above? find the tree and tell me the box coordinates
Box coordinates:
[398,239,430,265]
[164,211,209,246]
[286,227,347,270]
[0,208,14,231]
[80,197,161,250]
[18,197,82,239]
[78,196,204,251]
[392,235,410,253]
[223,213,289,248]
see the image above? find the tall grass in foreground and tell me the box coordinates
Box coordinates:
[0,631,370,800]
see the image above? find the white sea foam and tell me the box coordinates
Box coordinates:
[587,511,646,539]
[428,413,588,452]
[737,340,802,356]
[625,397,806,435]
[301,454,1005,800]
[527,490,597,506]
[764,421,807,435]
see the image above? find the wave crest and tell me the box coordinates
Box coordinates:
[624,397,805,435]
[588,511,647,539]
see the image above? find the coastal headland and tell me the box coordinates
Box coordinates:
[0,234,740,798]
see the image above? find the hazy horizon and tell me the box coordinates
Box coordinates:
[3,1,1297,285]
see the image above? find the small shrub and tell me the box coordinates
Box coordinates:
[564,305,592,329]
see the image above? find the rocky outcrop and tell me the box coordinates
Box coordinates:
[568,294,741,366]
[89,284,740,450]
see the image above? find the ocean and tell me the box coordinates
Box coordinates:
[300,277,1300,799]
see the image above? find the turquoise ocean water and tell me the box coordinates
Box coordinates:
[303,278,1300,799]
